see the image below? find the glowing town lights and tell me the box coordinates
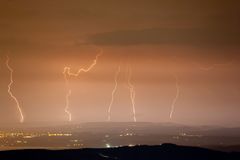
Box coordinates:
[105,143,111,148]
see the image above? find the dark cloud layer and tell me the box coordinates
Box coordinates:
[1,0,240,51]
[85,26,240,46]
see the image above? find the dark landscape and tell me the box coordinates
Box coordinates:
[1,122,240,151]
[0,122,240,159]
[0,144,240,160]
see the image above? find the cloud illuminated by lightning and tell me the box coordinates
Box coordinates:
[170,75,180,119]
[63,51,102,122]
[107,66,121,121]
[6,55,24,123]
[127,67,137,122]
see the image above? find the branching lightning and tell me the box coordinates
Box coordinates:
[63,52,102,122]
[107,65,137,122]
[107,66,121,121]
[170,75,180,119]
[6,56,24,123]
[127,67,137,122]
[63,53,102,77]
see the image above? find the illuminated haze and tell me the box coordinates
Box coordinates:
[0,0,240,126]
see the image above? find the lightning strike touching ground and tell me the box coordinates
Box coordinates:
[6,56,24,123]
[107,66,121,121]
[63,68,72,122]
[127,67,137,122]
[170,75,180,119]
[63,52,102,122]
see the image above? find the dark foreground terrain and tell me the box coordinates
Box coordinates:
[0,144,240,160]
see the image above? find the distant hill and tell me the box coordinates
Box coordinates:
[1,122,240,151]
[3,122,240,136]
[0,144,239,160]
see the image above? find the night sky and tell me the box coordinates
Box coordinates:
[0,0,240,126]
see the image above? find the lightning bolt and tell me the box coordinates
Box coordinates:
[170,75,180,119]
[63,52,102,122]
[107,66,121,121]
[63,53,102,77]
[127,67,137,122]
[63,68,72,122]
[6,56,24,123]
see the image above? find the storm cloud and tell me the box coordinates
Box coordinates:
[85,26,240,46]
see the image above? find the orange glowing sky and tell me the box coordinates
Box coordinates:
[0,0,240,126]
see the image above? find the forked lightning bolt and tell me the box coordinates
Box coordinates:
[63,52,102,122]
[107,66,121,121]
[170,75,180,119]
[63,53,102,77]
[6,56,24,123]
[127,67,137,122]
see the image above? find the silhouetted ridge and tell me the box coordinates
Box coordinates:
[0,144,239,160]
